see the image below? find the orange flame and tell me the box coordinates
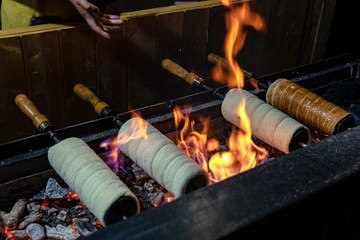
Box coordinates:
[100,111,148,172]
[173,2,267,183]
[173,106,214,172]
[3,225,15,238]
[212,2,265,88]
[173,103,267,183]
[208,100,267,182]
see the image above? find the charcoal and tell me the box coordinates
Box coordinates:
[40,205,49,213]
[48,208,59,216]
[72,218,94,236]
[45,178,69,200]
[0,198,27,228]
[26,223,45,240]
[9,229,27,240]
[144,182,154,192]
[133,185,144,191]
[19,211,43,230]
[56,210,68,222]
[27,202,41,213]
[132,168,150,180]
[45,224,80,240]
[149,190,165,205]
[0,228,5,240]
[30,191,47,201]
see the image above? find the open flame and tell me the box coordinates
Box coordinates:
[212,2,265,88]
[100,112,148,172]
[173,103,267,183]
[207,101,267,182]
[174,2,267,183]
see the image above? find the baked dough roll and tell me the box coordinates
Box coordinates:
[266,79,354,135]
[118,118,209,197]
[48,137,139,226]
[222,88,311,153]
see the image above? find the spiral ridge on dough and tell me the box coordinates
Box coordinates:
[48,137,139,225]
[266,79,353,135]
[222,88,311,153]
[118,118,209,197]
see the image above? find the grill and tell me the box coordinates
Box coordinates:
[1,54,360,239]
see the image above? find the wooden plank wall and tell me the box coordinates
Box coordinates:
[0,0,336,144]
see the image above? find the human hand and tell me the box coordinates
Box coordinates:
[69,0,123,39]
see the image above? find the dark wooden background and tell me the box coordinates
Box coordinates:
[0,0,336,144]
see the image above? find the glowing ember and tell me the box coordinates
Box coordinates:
[3,225,15,238]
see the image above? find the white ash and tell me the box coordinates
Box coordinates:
[9,229,27,240]
[45,224,80,240]
[26,223,45,240]
[0,198,27,228]
[45,178,69,201]
[144,182,154,193]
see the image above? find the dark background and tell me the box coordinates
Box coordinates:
[326,1,360,58]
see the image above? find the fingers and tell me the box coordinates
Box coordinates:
[82,12,111,39]
[69,0,123,39]
[99,15,123,25]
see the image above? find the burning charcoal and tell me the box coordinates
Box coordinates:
[132,168,150,180]
[0,198,27,228]
[148,179,155,184]
[144,182,154,192]
[45,224,80,240]
[45,178,70,200]
[9,229,27,240]
[48,208,59,215]
[56,210,68,222]
[40,205,49,213]
[149,190,165,205]
[77,211,86,217]
[18,211,43,230]
[30,191,47,201]
[72,218,93,236]
[26,223,45,240]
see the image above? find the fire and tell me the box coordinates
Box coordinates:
[208,101,267,182]
[212,2,265,88]
[173,106,213,172]
[3,226,15,238]
[100,112,148,172]
[173,2,267,183]
[173,103,267,183]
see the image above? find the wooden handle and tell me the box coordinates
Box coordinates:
[207,53,230,71]
[161,59,199,85]
[73,83,110,116]
[15,94,49,130]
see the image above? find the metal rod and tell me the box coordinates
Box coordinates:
[299,142,308,148]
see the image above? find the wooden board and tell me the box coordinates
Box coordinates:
[21,31,67,129]
[96,22,128,113]
[0,37,33,144]
[154,12,184,102]
[126,16,157,108]
[60,26,98,125]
